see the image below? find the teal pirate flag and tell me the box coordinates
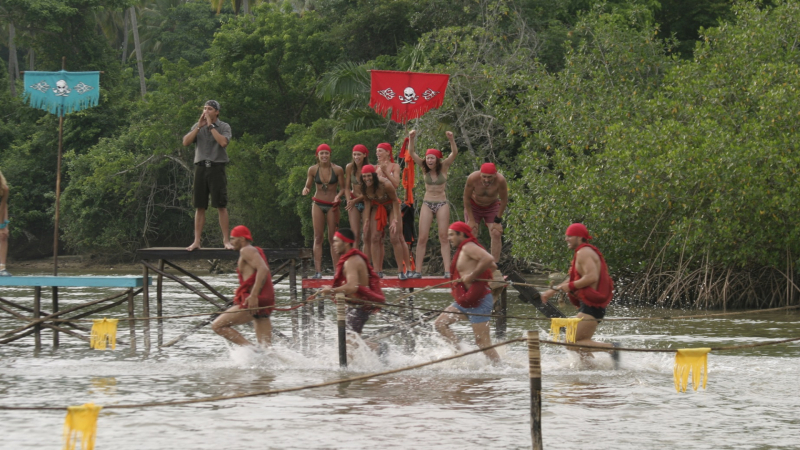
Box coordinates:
[23,70,100,115]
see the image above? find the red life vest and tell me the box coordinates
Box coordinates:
[234,246,275,312]
[567,243,613,308]
[450,237,493,308]
[332,248,385,313]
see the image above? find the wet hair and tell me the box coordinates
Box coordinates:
[422,157,442,175]
[337,228,355,243]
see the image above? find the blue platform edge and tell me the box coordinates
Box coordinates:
[0,276,152,288]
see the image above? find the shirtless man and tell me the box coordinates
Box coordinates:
[463,163,508,262]
[540,223,617,364]
[434,221,501,364]
[211,225,275,347]
[182,100,234,251]
[320,228,385,352]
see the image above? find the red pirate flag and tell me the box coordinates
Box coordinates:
[369,70,450,124]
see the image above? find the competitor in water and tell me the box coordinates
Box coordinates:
[540,223,617,363]
[361,164,412,279]
[406,129,458,278]
[302,144,345,279]
[211,225,275,347]
[319,228,385,352]
[463,162,508,262]
[344,144,369,250]
[434,221,501,364]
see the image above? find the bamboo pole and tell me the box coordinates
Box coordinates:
[336,294,347,368]
[52,287,59,348]
[527,331,542,450]
[157,259,164,347]
[290,259,298,347]
[127,288,136,352]
[496,287,508,339]
[142,264,151,350]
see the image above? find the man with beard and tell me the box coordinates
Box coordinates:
[463,163,508,262]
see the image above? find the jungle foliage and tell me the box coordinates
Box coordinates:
[3,0,799,308]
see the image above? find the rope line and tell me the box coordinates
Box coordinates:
[541,335,800,352]
[0,337,525,411]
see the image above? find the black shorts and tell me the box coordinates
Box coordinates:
[346,307,373,334]
[193,164,228,209]
[578,303,606,321]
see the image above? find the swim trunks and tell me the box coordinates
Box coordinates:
[451,292,494,324]
[469,198,500,225]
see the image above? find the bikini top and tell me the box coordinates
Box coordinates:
[424,171,447,186]
[350,170,362,187]
[315,165,338,190]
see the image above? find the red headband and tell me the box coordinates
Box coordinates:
[352,144,368,155]
[425,149,443,159]
[317,143,331,155]
[449,221,474,239]
[480,162,497,174]
[231,225,253,241]
[361,164,376,174]
[334,231,354,244]
[377,142,393,160]
[565,223,592,240]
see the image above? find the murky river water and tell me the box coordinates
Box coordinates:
[1,267,799,449]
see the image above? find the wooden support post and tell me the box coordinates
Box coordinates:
[496,287,508,339]
[33,287,41,351]
[404,287,416,353]
[336,294,347,368]
[127,288,136,352]
[527,331,543,450]
[157,259,164,346]
[52,287,59,349]
[142,264,151,350]
[289,259,298,347]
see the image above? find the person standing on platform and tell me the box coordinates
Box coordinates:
[463,162,508,262]
[406,130,458,278]
[374,142,411,276]
[319,228,385,352]
[302,144,346,279]
[183,100,233,251]
[361,164,412,279]
[434,221,500,364]
[0,170,10,276]
[344,145,369,250]
[540,223,617,364]
[212,225,275,347]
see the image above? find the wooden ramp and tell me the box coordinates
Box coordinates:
[507,271,566,318]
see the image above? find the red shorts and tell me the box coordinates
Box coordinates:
[470,199,500,225]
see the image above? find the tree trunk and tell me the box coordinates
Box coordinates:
[129,6,146,98]
[243,0,250,15]
[8,22,17,96]
[121,8,130,64]
[28,47,34,71]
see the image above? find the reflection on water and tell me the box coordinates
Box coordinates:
[0,268,799,449]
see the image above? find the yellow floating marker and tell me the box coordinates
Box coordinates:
[90,319,118,350]
[63,402,102,450]
[673,348,711,392]
[550,318,582,343]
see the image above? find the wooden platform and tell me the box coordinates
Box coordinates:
[0,276,150,288]
[302,276,451,289]
[136,247,312,260]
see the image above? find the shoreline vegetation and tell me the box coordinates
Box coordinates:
[3,1,800,309]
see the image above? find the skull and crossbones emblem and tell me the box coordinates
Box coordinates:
[53,80,71,97]
[400,87,419,104]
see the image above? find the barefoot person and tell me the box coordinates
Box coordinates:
[407,130,458,278]
[540,223,616,363]
[434,221,500,364]
[319,228,385,351]
[361,164,412,279]
[302,144,345,279]
[463,162,508,262]
[344,144,369,250]
[374,142,411,275]
[212,225,275,347]
[0,170,10,276]
[183,100,234,251]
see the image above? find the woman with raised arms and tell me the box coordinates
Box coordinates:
[302,144,345,279]
[407,130,458,278]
